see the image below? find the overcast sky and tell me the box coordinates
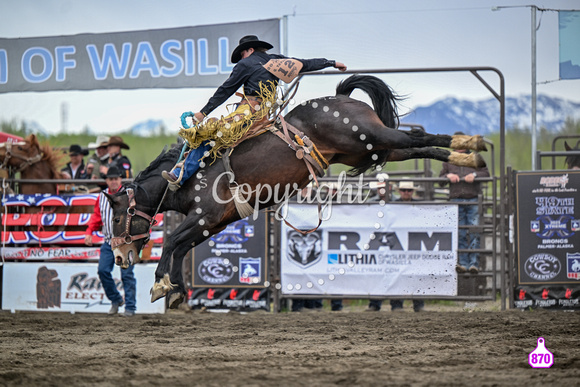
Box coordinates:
[0,0,578,135]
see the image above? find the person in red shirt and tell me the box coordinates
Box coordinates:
[84,166,136,316]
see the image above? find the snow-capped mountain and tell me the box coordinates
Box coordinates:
[129,119,166,137]
[401,94,580,135]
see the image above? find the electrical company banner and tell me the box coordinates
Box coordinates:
[280,204,458,297]
[2,262,164,314]
[0,19,280,93]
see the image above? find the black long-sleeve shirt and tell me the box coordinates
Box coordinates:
[200,51,336,116]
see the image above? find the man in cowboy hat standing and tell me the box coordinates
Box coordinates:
[85,166,136,317]
[86,135,110,180]
[61,144,90,179]
[162,34,347,189]
[100,135,132,179]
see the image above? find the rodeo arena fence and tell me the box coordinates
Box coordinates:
[1,69,579,314]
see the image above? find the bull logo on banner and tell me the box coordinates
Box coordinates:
[36,266,61,308]
[287,230,322,268]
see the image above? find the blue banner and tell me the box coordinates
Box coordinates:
[0,19,280,93]
[559,11,580,80]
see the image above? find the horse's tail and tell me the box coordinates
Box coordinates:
[336,75,401,129]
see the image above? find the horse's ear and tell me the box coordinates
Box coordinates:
[565,141,572,151]
[26,134,38,146]
[103,191,115,205]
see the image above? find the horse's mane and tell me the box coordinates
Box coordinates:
[25,134,65,178]
[134,143,181,182]
[40,143,65,178]
[335,75,403,176]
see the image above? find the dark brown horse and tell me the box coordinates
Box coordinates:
[0,134,64,195]
[106,75,488,308]
[565,140,580,170]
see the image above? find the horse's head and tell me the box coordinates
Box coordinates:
[564,141,580,170]
[0,134,42,171]
[106,187,154,269]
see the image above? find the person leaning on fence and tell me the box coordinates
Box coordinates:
[439,132,490,274]
[100,135,132,179]
[86,135,110,179]
[61,144,90,179]
[162,34,347,191]
[366,180,425,313]
[84,166,136,317]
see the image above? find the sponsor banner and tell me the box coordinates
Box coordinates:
[1,262,164,314]
[515,171,580,285]
[514,170,580,310]
[514,285,580,310]
[280,204,458,297]
[1,246,161,261]
[187,287,269,312]
[192,215,267,288]
[559,11,580,80]
[1,193,97,207]
[2,212,163,227]
[0,19,280,93]
[1,230,163,245]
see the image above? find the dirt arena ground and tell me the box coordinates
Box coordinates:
[0,301,578,387]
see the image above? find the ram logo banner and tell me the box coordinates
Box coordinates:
[0,19,279,93]
[280,204,458,297]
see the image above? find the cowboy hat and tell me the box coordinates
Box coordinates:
[68,144,89,156]
[106,165,122,178]
[105,135,130,150]
[88,135,110,150]
[231,35,273,63]
[398,181,416,190]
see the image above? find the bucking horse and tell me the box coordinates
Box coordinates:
[105,74,488,308]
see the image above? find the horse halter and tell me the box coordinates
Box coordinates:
[110,188,157,249]
[0,141,43,172]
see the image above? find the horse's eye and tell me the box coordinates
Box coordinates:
[114,217,121,223]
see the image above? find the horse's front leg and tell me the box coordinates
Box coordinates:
[151,248,176,303]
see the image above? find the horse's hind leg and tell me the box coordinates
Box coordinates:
[402,129,487,152]
[387,147,486,168]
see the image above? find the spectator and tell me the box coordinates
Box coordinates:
[86,135,110,179]
[100,136,132,179]
[439,135,490,274]
[84,166,136,317]
[61,144,89,179]
[369,173,391,202]
[366,180,425,312]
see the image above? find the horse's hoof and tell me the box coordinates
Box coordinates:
[450,134,487,152]
[150,285,166,303]
[474,153,487,169]
[150,274,175,302]
[448,151,486,169]
[168,292,185,309]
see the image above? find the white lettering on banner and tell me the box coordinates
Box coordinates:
[280,204,459,297]
[14,38,231,84]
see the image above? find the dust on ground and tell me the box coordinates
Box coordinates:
[0,300,578,386]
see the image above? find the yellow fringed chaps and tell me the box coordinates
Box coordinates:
[178,81,279,161]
